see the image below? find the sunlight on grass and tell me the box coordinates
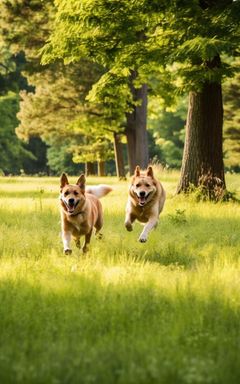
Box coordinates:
[0,173,240,383]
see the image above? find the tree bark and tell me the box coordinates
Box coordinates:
[125,71,149,174]
[97,160,105,176]
[177,79,226,198]
[113,132,125,178]
[126,112,136,175]
[85,162,96,175]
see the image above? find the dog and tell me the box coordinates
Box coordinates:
[125,165,166,242]
[60,173,112,254]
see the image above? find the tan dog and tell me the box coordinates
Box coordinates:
[125,166,166,242]
[60,173,112,254]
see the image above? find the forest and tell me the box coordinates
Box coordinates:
[0,0,240,197]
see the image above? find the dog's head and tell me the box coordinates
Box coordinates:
[130,165,157,207]
[60,173,86,214]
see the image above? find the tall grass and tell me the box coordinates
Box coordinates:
[0,173,240,383]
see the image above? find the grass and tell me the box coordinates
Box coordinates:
[0,172,240,383]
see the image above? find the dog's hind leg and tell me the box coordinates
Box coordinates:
[95,215,103,239]
[82,230,93,253]
[75,238,81,249]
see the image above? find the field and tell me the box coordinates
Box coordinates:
[0,171,240,384]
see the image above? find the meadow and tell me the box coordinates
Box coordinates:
[0,171,240,384]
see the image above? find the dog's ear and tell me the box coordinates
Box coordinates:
[60,173,69,190]
[134,165,141,177]
[146,166,154,178]
[76,174,86,191]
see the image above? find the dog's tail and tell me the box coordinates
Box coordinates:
[86,185,112,198]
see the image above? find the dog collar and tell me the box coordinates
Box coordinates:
[69,211,85,217]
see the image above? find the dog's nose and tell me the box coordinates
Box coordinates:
[139,191,145,197]
[68,198,75,205]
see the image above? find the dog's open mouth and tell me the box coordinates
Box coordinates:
[66,201,79,213]
[138,193,150,206]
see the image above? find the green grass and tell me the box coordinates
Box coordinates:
[0,172,240,383]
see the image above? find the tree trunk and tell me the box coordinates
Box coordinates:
[97,160,105,176]
[125,71,149,174]
[177,79,226,199]
[135,83,148,169]
[113,132,125,178]
[126,113,136,175]
[85,162,96,176]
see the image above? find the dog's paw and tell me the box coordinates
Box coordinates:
[96,232,103,240]
[64,249,72,255]
[138,236,147,243]
[125,222,133,232]
[75,240,81,248]
[82,245,89,253]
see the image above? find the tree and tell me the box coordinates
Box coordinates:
[4,0,240,187]
[1,0,126,176]
[41,0,155,173]
[43,0,240,191]
[16,61,122,175]
[167,0,240,198]
[0,33,48,174]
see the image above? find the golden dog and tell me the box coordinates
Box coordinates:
[125,165,166,242]
[60,173,112,254]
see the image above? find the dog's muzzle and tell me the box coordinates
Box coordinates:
[137,191,150,206]
[62,198,79,213]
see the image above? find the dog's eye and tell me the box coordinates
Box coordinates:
[64,191,69,196]
[136,183,140,188]
[145,184,150,187]
[73,191,79,196]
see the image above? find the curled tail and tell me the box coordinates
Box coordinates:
[86,184,112,198]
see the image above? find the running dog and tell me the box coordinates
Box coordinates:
[125,166,166,242]
[60,173,112,254]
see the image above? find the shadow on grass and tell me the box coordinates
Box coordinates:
[0,276,240,384]
[140,244,197,269]
[105,211,240,269]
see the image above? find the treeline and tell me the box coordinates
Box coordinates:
[0,1,240,193]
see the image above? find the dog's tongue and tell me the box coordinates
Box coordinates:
[139,197,146,205]
[68,205,75,213]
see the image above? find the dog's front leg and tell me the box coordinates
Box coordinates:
[138,217,158,243]
[125,200,136,232]
[62,231,72,255]
[125,212,136,232]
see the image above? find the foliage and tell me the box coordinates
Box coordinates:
[0,93,35,174]
[16,61,117,167]
[167,209,187,225]
[42,0,240,95]
[223,62,240,171]
[0,47,29,95]
[0,4,49,175]
[0,0,54,64]
[1,0,240,176]
[162,0,240,91]
[1,0,123,169]
[22,137,48,175]
[47,139,83,175]
[148,95,187,167]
